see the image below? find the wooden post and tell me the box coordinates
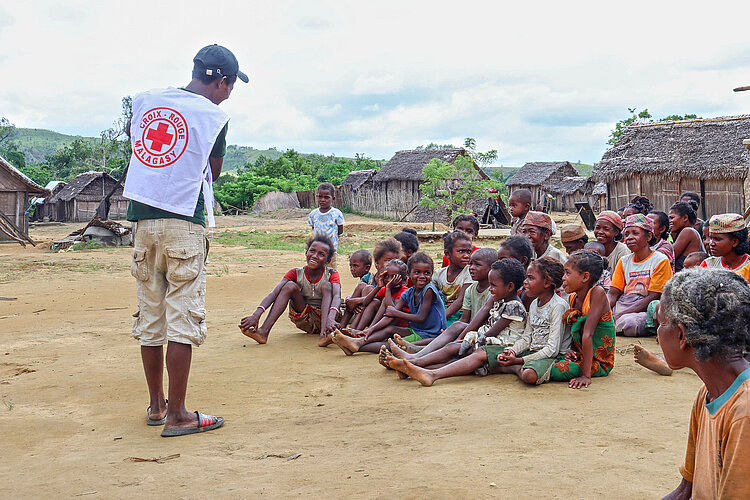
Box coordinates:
[700,179,707,221]
[638,174,642,196]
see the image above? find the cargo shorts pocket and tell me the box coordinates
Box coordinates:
[166,246,203,282]
[130,248,149,281]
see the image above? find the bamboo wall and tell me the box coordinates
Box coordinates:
[607,174,745,217]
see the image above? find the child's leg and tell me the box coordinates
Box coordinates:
[405,321,466,359]
[333,325,409,354]
[384,349,488,386]
[408,342,461,367]
[253,282,305,343]
[340,283,367,327]
[354,299,381,330]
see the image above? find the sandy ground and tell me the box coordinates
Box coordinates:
[0,211,702,499]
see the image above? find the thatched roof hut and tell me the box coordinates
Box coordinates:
[506,161,579,210]
[346,148,489,222]
[47,171,127,222]
[343,169,376,190]
[0,154,47,242]
[372,148,489,182]
[593,115,750,215]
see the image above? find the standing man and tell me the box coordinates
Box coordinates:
[123,45,248,437]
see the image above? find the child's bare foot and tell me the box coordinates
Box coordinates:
[393,334,421,354]
[392,358,436,386]
[346,328,365,338]
[240,326,268,344]
[332,332,364,355]
[387,339,413,359]
[381,351,409,379]
[378,346,392,369]
[634,345,673,376]
[318,333,334,347]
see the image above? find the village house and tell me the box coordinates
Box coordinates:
[0,154,47,242]
[46,171,127,222]
[505,161,580,211]
[344,148,489,222]
[593,115,750,217]
[30,180,67,222]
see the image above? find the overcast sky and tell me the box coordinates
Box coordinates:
[2,1,750,166]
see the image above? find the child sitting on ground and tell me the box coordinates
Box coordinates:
[522,211,567,263]
[332,252,446,355]
[490,257,570,385]
[498,235,534,270]
[239,234,341,344]
[433,231,475,327]
[528,250,616,388]
[381,258,527,385]
[700,213,750,283]
[394,230,419,263]
[442,215,480,266]
[683,251,708,269]
[340,238,402,329]
[509,189,532,236]
[386,248,498,361]
[308,182,345,256]
[659,268,750,500]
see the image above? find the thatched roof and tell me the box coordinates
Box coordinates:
[0,154,47,194]
[372,148,489,182]
[49,171,121,203]
[506,161,578,186]
[545,176,591,195]
[343,169,376,190]
[594,115,750,182]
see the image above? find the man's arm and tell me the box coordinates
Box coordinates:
[210,156,223,182]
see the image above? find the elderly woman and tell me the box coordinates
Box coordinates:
[607,214,673,337]
[659,268,750,500]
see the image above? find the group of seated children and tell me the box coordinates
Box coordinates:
[239,182,750,391]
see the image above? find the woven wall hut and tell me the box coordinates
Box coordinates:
[0,154,47,241]
[47,171,127,222]
[593,115,750,217]
[351,148,489,222]
[30,181,66,221]
[543,176,596,211]
[506,161,579,209]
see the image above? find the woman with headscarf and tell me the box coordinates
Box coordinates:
[594,210,631,272]
[607,214,674,337]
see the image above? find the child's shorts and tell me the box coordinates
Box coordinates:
[400,329,423,343]
[289,304,322,334]
[521,356,558,385]
[478,344,510,372]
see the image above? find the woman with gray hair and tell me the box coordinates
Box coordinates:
[659,268,750,499]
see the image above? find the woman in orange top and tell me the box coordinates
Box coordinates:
[547,250,616,388]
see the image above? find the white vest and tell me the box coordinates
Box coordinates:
[123,87,228,226]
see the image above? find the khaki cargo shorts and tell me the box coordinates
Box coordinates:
[130,219,208,347]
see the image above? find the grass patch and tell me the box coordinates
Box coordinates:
[71,240,107,251]
[3,399,14,411]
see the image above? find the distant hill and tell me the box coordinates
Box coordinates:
[11,128,340,169]
[14,128,100,164]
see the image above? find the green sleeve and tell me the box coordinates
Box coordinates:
[210,123,228,158]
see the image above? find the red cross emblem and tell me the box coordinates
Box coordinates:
[133,107,189,168]
[145,122,174,152]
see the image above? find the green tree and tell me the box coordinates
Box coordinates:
[419,153,502,227]
[0,117,26,168]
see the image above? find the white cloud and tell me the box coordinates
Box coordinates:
[2,0,750,165]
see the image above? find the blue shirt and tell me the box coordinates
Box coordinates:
[308,207,345,250]
[400,282,447,338]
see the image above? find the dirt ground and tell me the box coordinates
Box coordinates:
[1,211,702,499]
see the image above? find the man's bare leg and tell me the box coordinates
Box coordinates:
[162,341,199,429]
[141,345,167,421]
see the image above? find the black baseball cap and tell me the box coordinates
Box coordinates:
[193,44,249,83]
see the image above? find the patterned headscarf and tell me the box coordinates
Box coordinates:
[523,211,553,232]
[709,213,746,234]
[597,210,623,231]
[624,213,653,233]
